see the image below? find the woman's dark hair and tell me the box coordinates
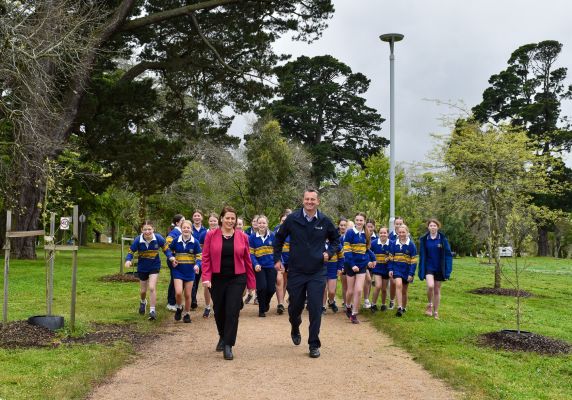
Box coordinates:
[141,220,154,229]
[427,218,442,228]
[355,212,372,248]
[172,214,184,225]
[338,217,348,225]
[219,206,237,227]
[193,209,204,217]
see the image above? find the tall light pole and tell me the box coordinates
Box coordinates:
[379,33,404,232]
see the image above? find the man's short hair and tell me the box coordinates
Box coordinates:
[303,188,320,197]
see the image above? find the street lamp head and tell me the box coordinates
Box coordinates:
[379,33,404,43]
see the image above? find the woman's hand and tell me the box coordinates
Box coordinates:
[202,280,211,288]
[170,257,177,267]
[124,261,132,269]
[407,275,414,283]
[352,265,359,272]
[389,271,393,279]
[194,265,199,274]
[367,261,375,269]
[254,265,262,272]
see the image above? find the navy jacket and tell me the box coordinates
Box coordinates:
[418,231,453,280]
[274,208,340,275]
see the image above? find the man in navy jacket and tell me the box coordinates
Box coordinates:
[274,189,340,358]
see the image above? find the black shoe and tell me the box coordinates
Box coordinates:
[138,301,146,315]
[380,304,388,311]
[265,304,270,313]
[396,307,403,317]
[216,338,224,352]
[328,301,339,313]
[191,301,198,310]
[174,307,183,321]
[203,307,211,318]
[183,313,191,323]
[277,304,285,315]
[291,328,301,346]
[309,347,320,358]
[223,345,233,360]
[148,310,156,321]
[244,293,253,304]
[258,312,266,317]
[321,306,327,315]
[370,304,378,313]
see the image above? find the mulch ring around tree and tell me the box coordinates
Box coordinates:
[478,330,571,356]
[0,321,148,349]
[469,287,533,297]
[100,272,139,283]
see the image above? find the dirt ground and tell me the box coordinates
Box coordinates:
[89,300,459,400]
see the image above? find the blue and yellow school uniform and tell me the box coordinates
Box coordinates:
[168,235,202,282]
[343,227,370,274]
[274,224,290,270]
[166,227,182,268]
[192,225,207,242]
[325,241,344,280]
[126,233,173,273]
[389,238,417,282]
[249,231,275,269]
[370,238,392,278]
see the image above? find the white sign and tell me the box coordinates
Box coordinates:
[60,217,72,230]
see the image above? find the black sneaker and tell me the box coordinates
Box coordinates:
[329,301,339,313]
[174,307,183,321]
[321,306,327,315]
[253,297,259,305]
[396,307,403,317]
[244,293,253,304]
[191,301,198,310]
[138,301,146,315]
[183,313,191,323]
[148,310,156,320]
[258,311,266,317]
[380,304,388,311]
[277,304,285,315]
[403,308,407,313]
[345,306,352,319]
[370,304,378,313]
[203,308,211,318]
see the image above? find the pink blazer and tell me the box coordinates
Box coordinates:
[201,228,256,290]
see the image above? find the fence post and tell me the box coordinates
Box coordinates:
[70,206,79,331]
[3,210,11,324]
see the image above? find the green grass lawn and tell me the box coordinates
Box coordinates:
[369,256,572,400]
[0,244,173,400]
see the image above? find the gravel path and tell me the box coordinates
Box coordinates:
[89,301,458,400]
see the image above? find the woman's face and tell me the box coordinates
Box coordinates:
[181,223,192,237]
[354,215,365,230]
[222,212,237,230]
[142,224,154,239]
[379,228,389,242]
[394,218,404,230]
[257,217,268,233]
[252,218,258,229]
[280,215,287,224]
[428,222,439,235]
[338,220,347,234]
[398,227,408,242]
[208,216,219,229]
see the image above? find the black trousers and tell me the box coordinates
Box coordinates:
[210,273,247,347]
[191,269,202,304]
[167,265,176,306]
[255,268,277,314]
[287,270,327,348]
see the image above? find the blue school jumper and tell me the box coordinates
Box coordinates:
[371,238,392,277]
[192,225,207,242]
[343,228,371,270]
[274,224,290,268]
[126,233,173,273]
[166,227,182,265]
[325,241,344,280]
[418,232,453,280]
[169,235,202,282]
[250,231,277,313]
[389,238,417,281]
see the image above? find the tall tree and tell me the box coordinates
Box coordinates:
[472,40,572,255]
[0,0,334,258]
[266,55,386,185]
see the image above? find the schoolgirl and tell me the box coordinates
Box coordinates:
[169,220,202,323]
[338,218,348,308]
[389,224,417,317]
[190,210,207,310]
[362,219,377,309]
[369,226,393,312]
[124,221,175,320]
[274,211,291,315]
[418,218,453,320]
[343,213,376,324]
[388,216,405,242]
[323,239,344,313]
[249,215,276,317]
[197,213,218,318]
[166,214,185,312]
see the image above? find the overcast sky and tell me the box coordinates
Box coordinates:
[230,0,572,167]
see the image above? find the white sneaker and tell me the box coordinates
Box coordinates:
[166,304,177,312]
[363,299,371,309]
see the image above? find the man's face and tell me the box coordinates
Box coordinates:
[303,191,320,213]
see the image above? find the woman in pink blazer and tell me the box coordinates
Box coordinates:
[202,205,256,360]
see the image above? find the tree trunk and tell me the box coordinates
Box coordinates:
[12,177,45,259]
[536,226,549,256]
